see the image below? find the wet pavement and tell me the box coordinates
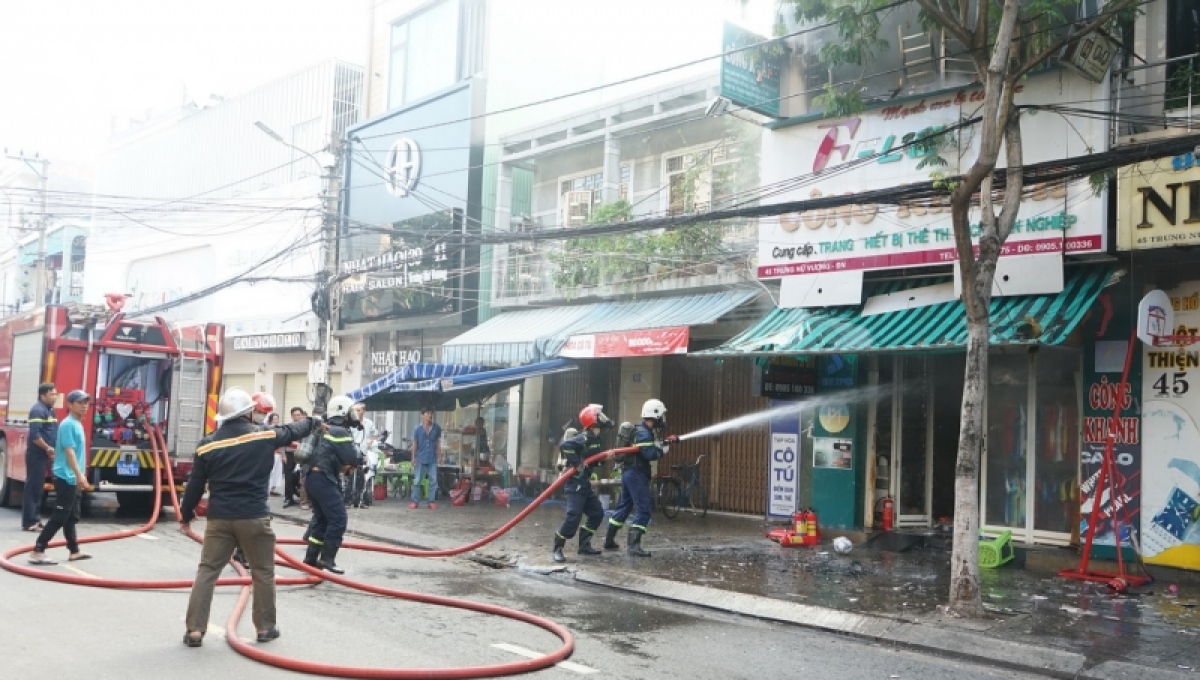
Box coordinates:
[272,494,1200,677]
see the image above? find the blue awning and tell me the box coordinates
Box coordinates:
[348,360,578,411]
[442,290,759,366]
[349,362,484,403]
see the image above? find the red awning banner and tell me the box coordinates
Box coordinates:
[559,326,690,358]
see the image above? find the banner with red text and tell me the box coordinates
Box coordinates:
[559,327,689,358]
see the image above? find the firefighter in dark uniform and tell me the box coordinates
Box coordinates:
[180,388,318,647]
[303,395,360,575]
[604,398,676,557]
[552,404,611,563]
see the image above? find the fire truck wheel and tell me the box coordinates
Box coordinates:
[0,439,11,508]
[116,492,152,515]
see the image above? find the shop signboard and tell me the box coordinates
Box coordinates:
[1116,149,1200,250]
[1141,281,1200,570]
[231,333,307,352]
[767,405,800,518]
[719,22,782,118]
[559,327,689,358]
[341,82,483,326]
[759,357,818,399]
[757,76,1107,281]
[1080,283,1142,552]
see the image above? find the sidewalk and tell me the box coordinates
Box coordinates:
[272,495,1198,679]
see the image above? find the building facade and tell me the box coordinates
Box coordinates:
[84,60,364,415]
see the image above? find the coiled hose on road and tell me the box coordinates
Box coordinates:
[0,425,637,678]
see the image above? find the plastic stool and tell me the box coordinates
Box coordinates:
[979,530,1015,568]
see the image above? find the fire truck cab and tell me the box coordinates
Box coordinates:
[0,304,224,512]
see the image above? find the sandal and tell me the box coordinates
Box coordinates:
[69,553,92,562]
[183,632,204,648]
[27,557,57,566]
[22,523,43,532]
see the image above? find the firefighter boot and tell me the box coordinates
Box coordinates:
[627,528,651,557]
[552,535,567,563]
[603,523,621,551]
[303,542,321,568]
[317,544,345,575]
[578,531,602,556]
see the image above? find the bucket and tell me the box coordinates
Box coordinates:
[494,489,510,507]
[373,484,387,501]
[472,484,485,501]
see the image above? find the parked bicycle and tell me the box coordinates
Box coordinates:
[653,454,707,519]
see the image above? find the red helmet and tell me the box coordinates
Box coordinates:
[578,404,611,430]
[251,392,276,415]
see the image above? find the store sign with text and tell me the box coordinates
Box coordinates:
[559,326,689,358]
[232,333,307,352]
[1116,151,1200,250]
[1141,280,1200,570]
[757,77,1107,280]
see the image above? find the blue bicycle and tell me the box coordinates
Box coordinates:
[656,454,708,519]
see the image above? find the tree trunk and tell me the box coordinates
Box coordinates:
[947,309,989,618]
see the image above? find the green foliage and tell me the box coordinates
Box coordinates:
[785,0,893,68]
[1166,62,1200,111]
[814,82,865,117]
[1088,168,1117,197]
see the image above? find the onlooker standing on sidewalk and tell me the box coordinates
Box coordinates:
[27,390,93,565]
[409,408,442,509]
[178,388,318,648]
[21,383,58,532]
[474,416,490,465]
[284,406,307,508]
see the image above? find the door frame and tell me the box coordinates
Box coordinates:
[891,355,934,527]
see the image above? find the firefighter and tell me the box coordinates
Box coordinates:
[302,395,360,575]
[180,388,319,647]
[552,405,611,563]
[604,398,676,557]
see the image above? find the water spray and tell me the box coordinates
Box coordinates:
[677,385,894,441]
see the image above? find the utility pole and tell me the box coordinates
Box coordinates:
[316,137,344,414]
[252,122,343,413]
[3,152,50,306]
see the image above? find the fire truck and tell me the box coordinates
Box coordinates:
[0,303,225,512]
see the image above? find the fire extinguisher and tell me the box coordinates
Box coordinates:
[881,496,895,531]
[805,508,819,544]
[793,510,807,536]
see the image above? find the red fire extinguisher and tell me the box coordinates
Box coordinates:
[881,496,895,531]
[805,508,819,544]
[793,510,807,536]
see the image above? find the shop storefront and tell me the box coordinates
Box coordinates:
[705,266,1116,538]
[338,80,485,447]
[1115,135,1200,571]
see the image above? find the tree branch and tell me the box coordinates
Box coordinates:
[1011,0,1141,81]
[995,108,1025,242]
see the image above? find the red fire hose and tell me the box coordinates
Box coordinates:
[0,425,637,679]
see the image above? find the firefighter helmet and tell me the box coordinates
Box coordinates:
[251,392,276,414]
[578,404,611,430]
[216,387,255,423]
[641,399,667,420]
[327,395,355,420]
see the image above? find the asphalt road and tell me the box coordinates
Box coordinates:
[0,501,1044,679]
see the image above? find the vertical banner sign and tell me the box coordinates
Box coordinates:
[1082,321,1141,551]
[1141,282,1200,570]
[767,399,800,519]
[719,23,782,118]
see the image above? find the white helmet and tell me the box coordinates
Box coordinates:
[216,387,255,423]
[641,399,667,420]
[327,395,355,420]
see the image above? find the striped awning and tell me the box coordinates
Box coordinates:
[348,363,484,402]
[442,290,758,366]
[348,360,577,411]
[701,265,1117,356]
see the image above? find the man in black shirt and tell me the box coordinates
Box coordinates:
[179,388,318,648]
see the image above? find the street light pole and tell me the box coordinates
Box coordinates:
[4,152,50,306]
[253,122,342,413]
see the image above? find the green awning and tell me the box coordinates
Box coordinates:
[701,265,1117,357]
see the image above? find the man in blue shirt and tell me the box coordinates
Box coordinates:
[409,407,442,509]
[22,383,58,531]
[29,390,93,565]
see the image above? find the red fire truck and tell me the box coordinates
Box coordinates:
[0,304,225,512]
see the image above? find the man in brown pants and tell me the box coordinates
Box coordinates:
[179,388,320,647]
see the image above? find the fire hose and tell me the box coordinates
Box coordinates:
[0,424,637,679]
